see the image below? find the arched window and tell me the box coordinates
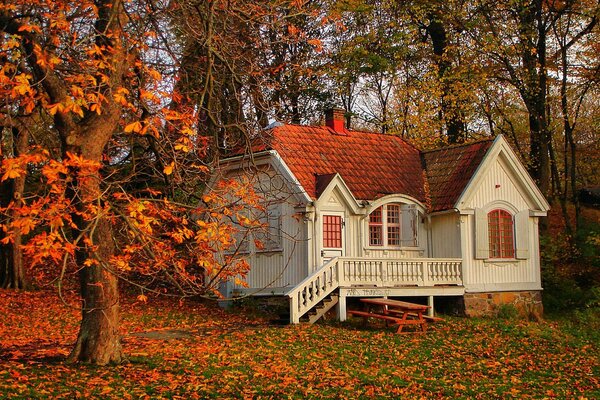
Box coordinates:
[368,203,418,247]
[487,209,514,258]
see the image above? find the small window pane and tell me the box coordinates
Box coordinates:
[369,207,383,246]
[387,226,401,246]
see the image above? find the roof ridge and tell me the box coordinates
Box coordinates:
[421,137,494,154]
[271,122,419,149]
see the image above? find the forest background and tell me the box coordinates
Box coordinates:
[0,0,598,365]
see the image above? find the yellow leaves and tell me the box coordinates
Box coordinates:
[113,87,130,106]
[124,121,143,133]
[174,138,192,153]
[180,126,195,136]
[137,294,148,303]
[12,73,34,96]
[163,162,175,176]
[83,258,99,267]
[2,36,20,50]
[46,102,65,116]
[112,256,131,272]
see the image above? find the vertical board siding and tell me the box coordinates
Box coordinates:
[236,200,308,289]
[431,213,461,258]
[228,164,308,290]
[464,157,530,210]
[461,156,541,291]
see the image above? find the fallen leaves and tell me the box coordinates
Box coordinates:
[0,289,598,398]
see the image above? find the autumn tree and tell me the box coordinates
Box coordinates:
[0,122,29,289]
[0,0,262,364]
[548,0,598,232]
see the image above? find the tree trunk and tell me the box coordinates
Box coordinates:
[426,14,465,144]
[67,162,122,365]
[0,126,29,290]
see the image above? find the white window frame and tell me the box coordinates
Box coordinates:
[475,204,529,261]
[366,203,418,249]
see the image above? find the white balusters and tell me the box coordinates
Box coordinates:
[288,257,462,323]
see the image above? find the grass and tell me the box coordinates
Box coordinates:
[0,289,598,399]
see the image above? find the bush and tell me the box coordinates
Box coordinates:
[541,214,600,313]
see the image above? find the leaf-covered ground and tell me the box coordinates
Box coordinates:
[0,290,598,399]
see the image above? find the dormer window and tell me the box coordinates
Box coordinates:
[368,203,418,247]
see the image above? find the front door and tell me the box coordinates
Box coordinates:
[321,213,345,265]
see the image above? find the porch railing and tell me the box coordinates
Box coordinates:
[286,257,462,323]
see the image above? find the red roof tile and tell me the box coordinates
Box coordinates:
[422,139,494,212]
[261,124,427,202]
[231,123,494,211]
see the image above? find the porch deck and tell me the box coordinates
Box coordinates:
[286,257,463,323]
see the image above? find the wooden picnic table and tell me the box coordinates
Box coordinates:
[348,298,431,333]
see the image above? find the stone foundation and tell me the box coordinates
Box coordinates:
[463,291,543,320]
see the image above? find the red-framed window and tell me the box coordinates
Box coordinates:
[323,215,342,248]
[369,207,383,246]
[368,204,418,247]
[386,204,401,246]
[488,209,515,258]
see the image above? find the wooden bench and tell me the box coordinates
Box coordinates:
[389,311,444,323]
[349,298,433,333]
[347,310,404,323]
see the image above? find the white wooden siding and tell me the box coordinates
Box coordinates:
[460,154,542,292]
[238,200,308,289]
[225,164,308,291]
[462,156,531,210]
[430,213,461,258]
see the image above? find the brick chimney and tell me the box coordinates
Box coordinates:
[325,108,346,134]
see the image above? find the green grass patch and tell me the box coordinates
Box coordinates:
[0,290,598,399]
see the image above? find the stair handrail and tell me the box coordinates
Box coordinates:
[286,257,340,323]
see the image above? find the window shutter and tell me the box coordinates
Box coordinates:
[268,204,282,249]
[401,204,417,247]
[514,210,529,259]
[475,208,489,259]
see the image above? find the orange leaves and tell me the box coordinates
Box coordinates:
[163,162,175,175]
[113,87,131,106]
[11,73,34,96]
[17,23,42,34]
[1,159,25,181]
[124,120,143,133]
[307,38,324,52]
[23,231,75,266]
[1,149,48,182]
[10,217,37,236]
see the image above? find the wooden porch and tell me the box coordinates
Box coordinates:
[286,257,463,324]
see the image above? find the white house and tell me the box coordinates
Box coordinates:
[210,109,550,323]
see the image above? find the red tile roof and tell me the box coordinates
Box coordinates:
[422,139,494,212]
[256,124,427,203]
[232,123,494,211]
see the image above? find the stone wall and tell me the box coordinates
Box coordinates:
[462,291,543,320]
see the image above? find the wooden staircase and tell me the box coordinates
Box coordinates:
[305,293,339,324]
